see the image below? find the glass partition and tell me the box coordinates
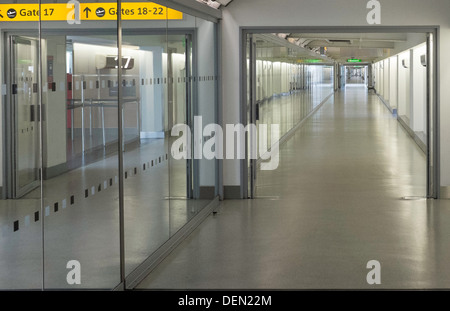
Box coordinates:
[119,1,219,284]
[40,0,120,289]
[167,14,195,234]
[0,0,218,290]
[247,35,335,197]
[168,15,218,235]
[121,1,172,276]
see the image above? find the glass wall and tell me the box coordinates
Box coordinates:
[0,0,41,290]
[246,34,335,197]
[0,0,218,290]
[255,62,334,145]
[40,0,121,289]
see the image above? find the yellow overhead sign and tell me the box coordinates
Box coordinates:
[0,2,183,22]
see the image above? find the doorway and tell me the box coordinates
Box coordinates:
[242,27,439,200]
[6,35,40,199]
[345,65,368,86]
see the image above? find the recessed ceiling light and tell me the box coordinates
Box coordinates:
[196,0,223,9]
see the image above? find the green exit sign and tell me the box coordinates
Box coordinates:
[347,59,362,63]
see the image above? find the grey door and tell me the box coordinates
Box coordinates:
[8,36,40,198]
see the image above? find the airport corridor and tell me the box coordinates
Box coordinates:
[137,85,450,289]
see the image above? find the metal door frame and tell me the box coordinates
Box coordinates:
[247,34,257,198]
[426,32,437,198]
[185,33,194,199]
[241,26,440,199]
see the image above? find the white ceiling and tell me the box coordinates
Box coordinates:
[191,2,420,64]
[279,33,410,63]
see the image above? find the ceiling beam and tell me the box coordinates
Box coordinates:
[306,40,395,49]
[254,34,334,62]
[289,33,408,42]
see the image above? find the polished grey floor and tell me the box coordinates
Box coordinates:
[259,83,334,138]
[138,86,450,289]
[0,137,210,290]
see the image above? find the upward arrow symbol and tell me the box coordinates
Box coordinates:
[83,7,91,18]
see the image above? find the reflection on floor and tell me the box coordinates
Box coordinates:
[259,84,334,138]
[138,86,450,290]
[346,76,366,85]
[66,128,139,171]
[0,137,210,290]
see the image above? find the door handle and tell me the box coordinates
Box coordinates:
[255,102,260,121]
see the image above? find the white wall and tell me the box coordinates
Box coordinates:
[42,36,67,169]
[383,59,389,102]
[138,47,165,135]
[389,56,398,109]
[376,43,426,136]
[139,50,154,133]
[378,63,384,96]
[196,18,217,188]
[172,53,186,125]
[221,0,450,191]
[398,51,411,122]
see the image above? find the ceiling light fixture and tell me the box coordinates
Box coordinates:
[196,0,222,9]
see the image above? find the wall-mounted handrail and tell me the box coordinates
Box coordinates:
[66,98,141,153]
